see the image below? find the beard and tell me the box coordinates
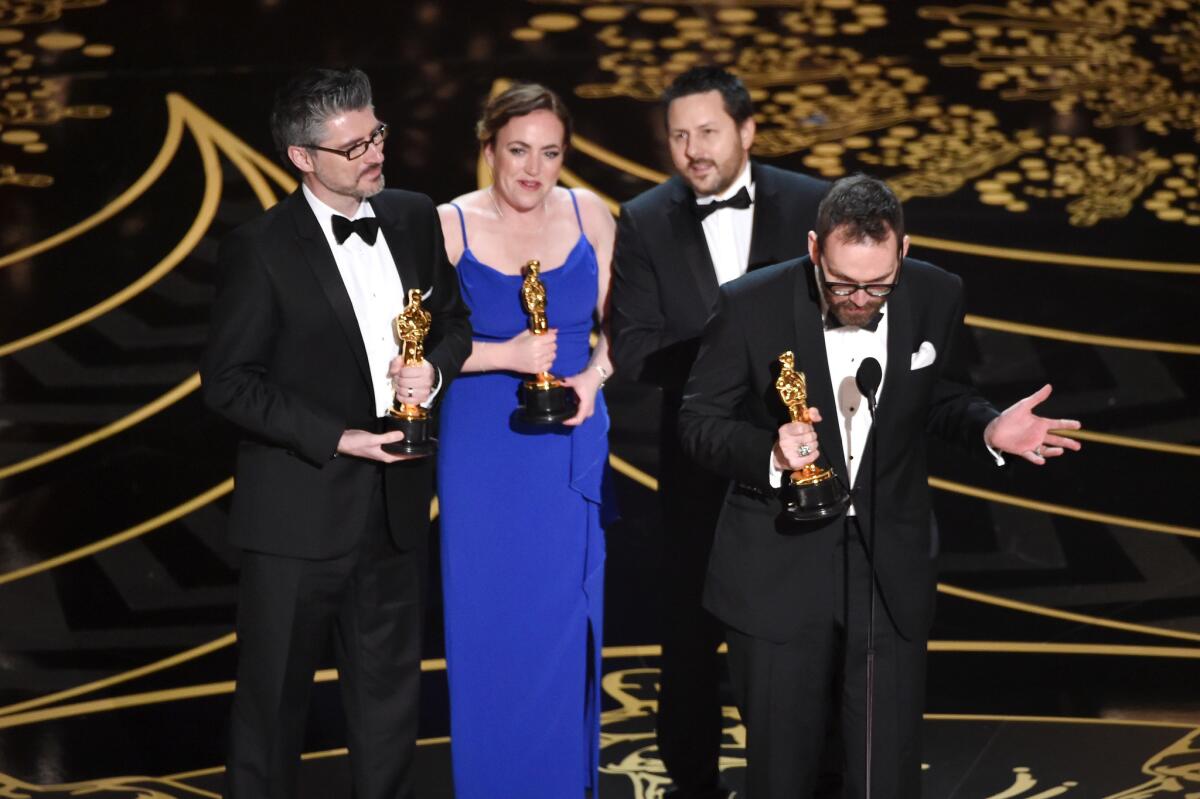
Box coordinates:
[683,157,739,197]
[356,166,385,199]
[828,295,886,328]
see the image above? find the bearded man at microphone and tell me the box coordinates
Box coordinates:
[678,174,1081,798]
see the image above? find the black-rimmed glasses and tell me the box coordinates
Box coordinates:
[307,123,388,160]
[818,256,902,297]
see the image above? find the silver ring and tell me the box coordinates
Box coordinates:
[798,444,811,457]
[1034,446,1042,458]
[407,387,414,398]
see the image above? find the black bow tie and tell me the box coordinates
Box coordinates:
[826,310,884,333]
[332,215,380,245]
[693,186,753,220]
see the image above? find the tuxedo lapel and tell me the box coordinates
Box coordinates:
[667,181,720,312]
[862,262,914,466]
[747,162,784,271]
[286,193,373,389]
[371,195,421,296]
[790,259,849,484]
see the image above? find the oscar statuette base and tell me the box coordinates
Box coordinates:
[778,466,850,523]
[381,406,436,457]
[517,375,578,425]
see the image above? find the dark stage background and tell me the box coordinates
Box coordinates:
[0,1,1198,796]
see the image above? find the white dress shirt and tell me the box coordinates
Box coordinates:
[696,161,755,286]
[302,185,407,417]
[822,298,888,515]
[768,265,888,517]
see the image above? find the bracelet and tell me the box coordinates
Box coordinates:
[592,364,609,386]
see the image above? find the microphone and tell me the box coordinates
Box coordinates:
[856,357,882,417]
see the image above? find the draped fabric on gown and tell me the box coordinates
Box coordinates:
[438,191,607,798]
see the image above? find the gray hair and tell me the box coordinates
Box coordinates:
[270,68,373,163]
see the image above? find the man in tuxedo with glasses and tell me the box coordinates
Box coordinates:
[679,174,1080,797]
[202,68,471,798]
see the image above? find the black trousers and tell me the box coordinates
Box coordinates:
[725,518,927,799]
[656,424,730,797]
[226,479,424,799]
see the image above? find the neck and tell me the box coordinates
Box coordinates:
[489,185,549,228]
[305,178,363,218]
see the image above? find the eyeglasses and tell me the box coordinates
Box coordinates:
[307,123,388,160]
[818,257,902,297]
[821,278,897,298]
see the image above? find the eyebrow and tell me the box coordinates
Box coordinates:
[506,139,561,150]
[822,262,897,284]
[331,125,380,149]
[669,121,718,133]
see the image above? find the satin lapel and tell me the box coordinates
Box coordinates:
[791,259,849,484]
[287,192,373,389]
[371,196,420,298]
[869,264,914,450]
[668,183,720,312]
[747,162,783,271]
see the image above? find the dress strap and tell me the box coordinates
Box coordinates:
[567,189,584,233]
[450,202,469,248]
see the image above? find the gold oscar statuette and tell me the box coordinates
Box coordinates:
[775,351,849,522]
[516,259,578,424]
[382,288,436,456]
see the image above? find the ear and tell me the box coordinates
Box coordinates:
[739,115,756,152]
[807,230,819,263]
[900,234,910,260]
[483,141,495,173]
[287,144,315,175]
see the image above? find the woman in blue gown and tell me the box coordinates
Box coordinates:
[435,83,615,798]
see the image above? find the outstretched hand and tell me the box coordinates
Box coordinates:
[984,384,1082,465]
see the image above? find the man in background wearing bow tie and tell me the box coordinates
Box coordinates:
[201,68,470,799]
[679,175,1081,797]
[611,66,829,799]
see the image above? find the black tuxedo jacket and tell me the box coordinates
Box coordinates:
[679,255,998,642]
[201,189,471,559]
[611,162,828,397]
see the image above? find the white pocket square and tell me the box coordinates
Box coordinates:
[420,286,434,301]
[910,341,937,370]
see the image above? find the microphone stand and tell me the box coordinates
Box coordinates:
[861,378,879,799]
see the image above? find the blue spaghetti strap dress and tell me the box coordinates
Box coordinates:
[437,190,608,798]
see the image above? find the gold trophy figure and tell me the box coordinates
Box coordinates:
[775,351,849,522]
[382,288,436,456]
[517,259,578,424]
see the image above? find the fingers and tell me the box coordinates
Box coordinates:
[1020,449,1046,465]
[339,429,408,463]
[562,397,593,426]
[807,406,823,423]
[392,363,435,403]
[1044,432,1082,451]
[776,421,821,471]
[514,329,557,374]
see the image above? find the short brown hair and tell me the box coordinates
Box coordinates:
[476,82,573,149]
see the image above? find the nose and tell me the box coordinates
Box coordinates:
[525,156,541,176]
[850,287,872,305]
[364,137,385,164]
[685,136,702,161]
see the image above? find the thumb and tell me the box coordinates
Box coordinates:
[381,430,406,442]
[1021,383,1053,410]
